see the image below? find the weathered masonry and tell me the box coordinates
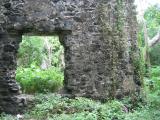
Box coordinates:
[0,0,142,114]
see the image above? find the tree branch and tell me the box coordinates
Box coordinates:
[148,32,160,47]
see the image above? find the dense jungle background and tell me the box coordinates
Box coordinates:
[1,1,160,120]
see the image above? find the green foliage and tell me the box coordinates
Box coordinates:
[16,35,64,93]
[124,106,160,120]
[138,23,145,47]
[145,66,160,92]
[132,54,145,83]
[28,94,100,120]
[150,44,160,65]
[18,36,63,68]
[1,92,160,120]
[138,5,160,66]
[138,5,160,65]
[124,65,160,120]
[16,63,63,93]
[20,94,127,120]
[49,37,64,68]
[151,66,160,77]
[144,5,160,38]
[145,5,160,66]
[144,66,160,112]
[0,113,16,120]
[18,36,44,67]
[137,5,160,47]
[98,101,125,120]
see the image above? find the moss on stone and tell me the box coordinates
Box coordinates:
[98,0,143,99]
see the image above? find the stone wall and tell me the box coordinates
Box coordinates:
[0,0,142,114]
[0,33,25,113]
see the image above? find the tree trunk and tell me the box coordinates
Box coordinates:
[41,37,52,69]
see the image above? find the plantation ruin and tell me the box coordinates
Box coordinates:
[0,0,142,114]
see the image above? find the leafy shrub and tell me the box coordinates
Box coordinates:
[98,101,125,120]
[26,94,126,120]
[1,93,160,120]
[0,113,17,120]
[150,44,160,66]
[151,66,160,77]
[16,63,64,93]
[145,66,160,92]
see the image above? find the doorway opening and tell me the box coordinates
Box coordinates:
[16,35,64,94]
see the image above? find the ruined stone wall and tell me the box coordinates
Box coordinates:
[63,0,142,100]
[0,0,142,114]
[96,0,142,99]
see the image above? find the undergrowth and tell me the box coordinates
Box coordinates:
[1,66,160,120]
[16,63,64,94]
[0,92,160,120]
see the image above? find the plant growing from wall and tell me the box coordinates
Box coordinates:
[98,0,126,99]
